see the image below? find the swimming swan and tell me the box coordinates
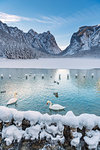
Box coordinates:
[7,93,18,105]
[46,101,65,111]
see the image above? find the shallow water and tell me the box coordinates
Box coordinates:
[0,68,100,116]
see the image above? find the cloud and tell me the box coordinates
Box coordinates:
[1,4,100,25]
[0,12,68,26]
[0,12,31,23]
[40,16,67,25]
[0,5,99,49]
[64,4,100,25]
[30,5,100,27]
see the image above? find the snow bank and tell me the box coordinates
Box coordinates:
[0,106,13,123]
[24,111,42,125]
[2,125,24,146]
[62,111,79,128]
[24,124,41,140]
[0,58,100,69]
[84,130,100,149]
[1,107,100,130]
[71,131,82,147]
[78,113,100,130]
[0,106,100,148]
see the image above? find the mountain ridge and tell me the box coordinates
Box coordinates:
[62,25,100,57]
[0,21,100,58]
[0,20,61,59]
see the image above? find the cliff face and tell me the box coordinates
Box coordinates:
[0,21,61,59]
[1,21,100,58]
[63,25,100,56]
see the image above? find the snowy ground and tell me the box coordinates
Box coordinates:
[0,58,100,69]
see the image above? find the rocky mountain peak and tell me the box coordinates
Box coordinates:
[0,21,9,33]
[28,29,37,36]
[46,30,50,34]
[63,25,100,56]
[0,20,61,58]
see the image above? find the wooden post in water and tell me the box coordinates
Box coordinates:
[33,74,36,79]
[9,75,11,79]
[59,74,61,80]
[67,74,69,80]
[83,74,86,78]
[1,74,3,79]
[25,74,28,79]
[42,74,44,79]
[91,73,94,78]
[75,74,78,78]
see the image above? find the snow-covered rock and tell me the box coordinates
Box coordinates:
[78,113,99,130]
[0,21,61,59]
[84,130,100,149]
[0,106,13,123]
[62,111,79,128]
[0,106,100,148]
[24,124,41,140]
[63,25,100,56]
[24,110,42,125]
[0,106,100,131]
[71,131,82,147]
[2,125,24,146]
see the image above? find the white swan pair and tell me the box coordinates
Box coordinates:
[7,93,65,111]
[47,101,65,111]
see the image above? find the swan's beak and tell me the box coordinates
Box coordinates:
[46,103,48,105]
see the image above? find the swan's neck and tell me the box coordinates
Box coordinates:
[14,94,16,98]
[49,102,52,106]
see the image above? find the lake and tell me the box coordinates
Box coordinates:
[0,68,100,116]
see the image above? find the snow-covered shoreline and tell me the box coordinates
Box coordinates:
[0,106,100,149]
[0,58,100,69]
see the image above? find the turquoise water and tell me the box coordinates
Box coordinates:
[0,68,100,116]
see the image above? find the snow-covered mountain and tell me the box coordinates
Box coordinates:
[63,25,100,56]
[1,21,100,59]
[0,21,61,59]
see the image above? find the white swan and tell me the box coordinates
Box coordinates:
[46,101,65,111]
[7,93,18,105]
